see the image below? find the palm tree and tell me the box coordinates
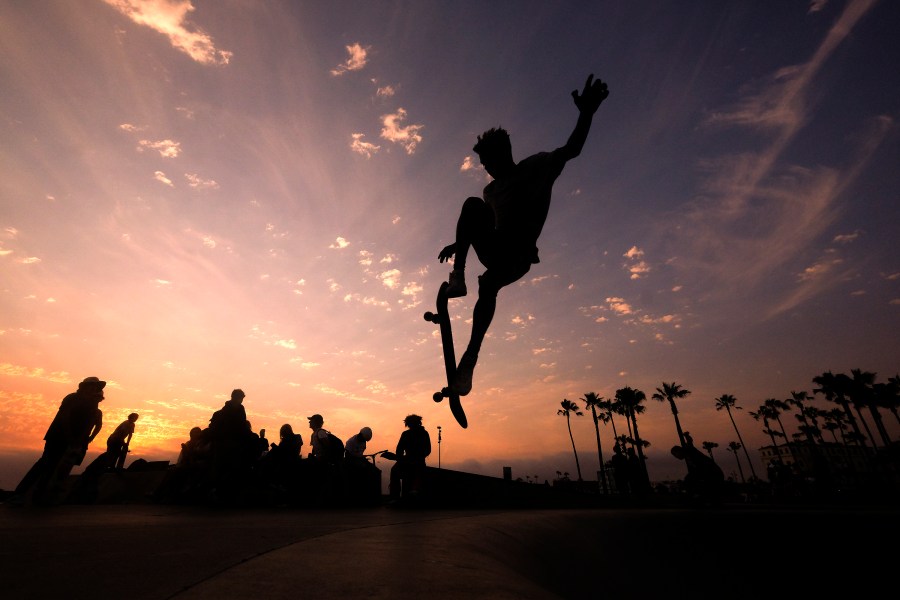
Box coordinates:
[885,375,900,426]
[763,398,793,446]
[727,441,745,483]
[750,404,784,468]
[581,392,609,493]
[599,398,621,441]
[558,399,584,482]
[849,369,891,447]
[821,410,846,444]
[615,386,650,491]
[652,382,691,447]
[874,381,899,441]
[714,394,758,480]
[787,390,823,444]
[701,441,719,461]
[813,371,868,448]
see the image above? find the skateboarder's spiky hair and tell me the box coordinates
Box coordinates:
[473,127,511,157]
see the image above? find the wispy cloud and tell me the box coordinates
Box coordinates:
[380,109,423,154]
[378,269,401,290]
[670,0,883,314]
[185,173,219,189]
[0,363,71,383]
[103,0,232,65]
[139,139,181,158]
[623,246,650,280]
[154,170,174,186]
[329,237,350,250]
[350,133,380,158]
[330,42,369,76]
[376,85,395,97]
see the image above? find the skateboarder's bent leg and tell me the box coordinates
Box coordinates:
[453,262,530,396]
[446,197,494,298]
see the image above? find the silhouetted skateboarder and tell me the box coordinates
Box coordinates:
[438,73,609,396]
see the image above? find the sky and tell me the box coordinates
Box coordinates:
[1,0,899,490]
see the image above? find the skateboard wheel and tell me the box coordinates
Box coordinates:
[424,311,436,323]
[433,392,443,402]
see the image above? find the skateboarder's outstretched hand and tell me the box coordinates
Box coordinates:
[572,73,609,115]
[438,243,456,263]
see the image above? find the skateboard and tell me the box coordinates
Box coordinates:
[114,442,129,470]
[423,281,468,428]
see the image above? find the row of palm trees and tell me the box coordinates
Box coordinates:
[557,369,900,490]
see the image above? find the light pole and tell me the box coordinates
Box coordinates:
[437,426,442,468]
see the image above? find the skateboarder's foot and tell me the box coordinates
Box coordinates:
[446,269,467,298]
[452,350,477,396]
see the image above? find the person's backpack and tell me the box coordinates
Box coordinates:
[318,430,345,464]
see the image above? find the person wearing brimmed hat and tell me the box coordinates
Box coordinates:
[14,376,106,504]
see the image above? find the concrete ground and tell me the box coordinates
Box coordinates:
[1,501,897,599]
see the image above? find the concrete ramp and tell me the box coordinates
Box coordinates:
[1,504,896,599]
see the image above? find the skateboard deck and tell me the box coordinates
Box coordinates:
[424,281,468,428]
[114,443,129,470]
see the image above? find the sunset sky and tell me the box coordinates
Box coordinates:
[2,0,899,490]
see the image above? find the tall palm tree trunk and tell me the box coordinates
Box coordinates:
[727,407,758,479]
[566,414,583,482]
[731,449,746,483]
[589,405,608,494]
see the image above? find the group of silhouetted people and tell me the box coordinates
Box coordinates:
[150,388,435,507]
[10,376,442,508]
[12,377,143,506]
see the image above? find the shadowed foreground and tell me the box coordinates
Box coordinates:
[1,503,896,599]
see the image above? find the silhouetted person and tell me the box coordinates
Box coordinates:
[307,413,343,464]
[439,73,610,395]
[271,423,303,459]
[259,423,303,486]
[257,426,270,457]
[671,443,725,505]
[71,411,139,503]
[242,420,267,464]
[306,413,345,504]
[626,446,651,496]
[207,389,248,501]
[610,443,631,494]
[343,426,380,506]
[389,414,432,501]
[177,426,210,469]
[108,412,138,469]
[14,376,106,505]
[257,423,303,500]
[153,426,211,504]
[345,427,373,461]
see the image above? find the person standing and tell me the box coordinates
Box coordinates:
[207,389,248,502]
[389,415,431,501]
[14,376,106,504]
[107,412,139,470]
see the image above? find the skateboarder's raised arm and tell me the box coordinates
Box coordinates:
[556,73,609,162]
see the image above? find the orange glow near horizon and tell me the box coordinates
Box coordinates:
[3,1,900,490]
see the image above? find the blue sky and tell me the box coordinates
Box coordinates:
[1,0,898,488]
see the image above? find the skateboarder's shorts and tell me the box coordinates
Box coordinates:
[479,259,532,296]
